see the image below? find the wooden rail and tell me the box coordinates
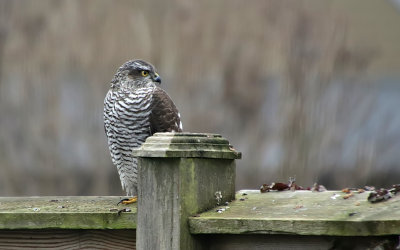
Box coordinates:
[0,196,136,249]
[190,190,400,236]
[190,190,400,249]
[1,191,398,249]
[0,133,398,249]
[0,196,136,230]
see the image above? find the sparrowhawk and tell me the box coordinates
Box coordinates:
[104,60,182,200]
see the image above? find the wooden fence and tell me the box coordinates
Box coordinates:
[0,133,399,249]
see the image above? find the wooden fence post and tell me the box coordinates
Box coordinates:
[132,132,241,250]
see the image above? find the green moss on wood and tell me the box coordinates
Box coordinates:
[0,196,136,229]
[189,190,400,236]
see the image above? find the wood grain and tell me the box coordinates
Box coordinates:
[190,190,400,236]
[203,234,399,250]
[0,196,136,230]
[0,229,136,250]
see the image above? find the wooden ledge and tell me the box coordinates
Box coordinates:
[189,190,400,236]
[0,196,137,230]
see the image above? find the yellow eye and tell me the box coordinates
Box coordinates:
[141,70,149,77]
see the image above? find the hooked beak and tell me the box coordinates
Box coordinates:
[153,72,161,83]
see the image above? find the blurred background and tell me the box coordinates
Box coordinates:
[1,0,400,196]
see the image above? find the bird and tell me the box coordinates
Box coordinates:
[104,59,182,203]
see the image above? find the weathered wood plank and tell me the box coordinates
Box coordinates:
[0,196,136,229]
[189,190,400,236]
[201,234,399,250]
[0,229,136,250]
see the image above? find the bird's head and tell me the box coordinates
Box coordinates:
[111,59,161,89]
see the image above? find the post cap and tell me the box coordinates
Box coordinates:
[132,132,241,159]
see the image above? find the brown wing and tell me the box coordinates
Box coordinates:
[149,87,182,135]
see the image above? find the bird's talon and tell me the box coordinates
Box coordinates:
[117,196,137,205]
[117,208,132,215]
[117,198,129,205]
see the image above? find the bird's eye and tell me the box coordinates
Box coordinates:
[141,70,149,77]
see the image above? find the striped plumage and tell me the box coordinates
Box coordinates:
[104,60,182,196]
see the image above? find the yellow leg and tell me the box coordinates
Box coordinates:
[117,196,137,205]
[122,196,137,204]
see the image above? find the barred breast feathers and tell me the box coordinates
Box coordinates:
[104,87,154,144]
[104,87,155,196]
